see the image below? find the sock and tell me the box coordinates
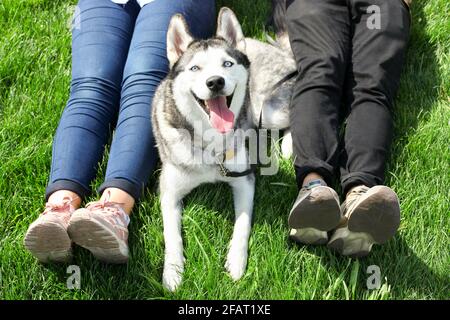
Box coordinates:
[302,179,327,189]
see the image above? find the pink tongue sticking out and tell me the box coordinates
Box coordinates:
[205,96,234,134]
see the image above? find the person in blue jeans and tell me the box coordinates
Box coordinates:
[24,0,216,264]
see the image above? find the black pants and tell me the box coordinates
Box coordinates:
[286,0,410,193]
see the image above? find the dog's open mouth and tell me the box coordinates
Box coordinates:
[193,93,234,115]
[193,92,235,134]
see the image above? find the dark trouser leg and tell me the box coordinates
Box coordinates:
[286,0,351,188]
[340,0,411,194]
[45,0,139,200]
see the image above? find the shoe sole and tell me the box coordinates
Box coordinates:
[328,186,400,257]
[288,187,341,245]
[289,228,328,245]
[24,221,72,263]
[327,228,374,258]
[68,215,128,264]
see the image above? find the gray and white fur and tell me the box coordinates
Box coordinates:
[152,4,296,291]
[248,0,296,158]
[152,8,256,292]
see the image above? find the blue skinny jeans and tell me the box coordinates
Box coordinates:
[46,0,216,201]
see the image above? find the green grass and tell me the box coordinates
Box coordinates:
[0,0,449,300]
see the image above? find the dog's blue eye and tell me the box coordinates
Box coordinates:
[223,61,234,68]
[190,65,200,72]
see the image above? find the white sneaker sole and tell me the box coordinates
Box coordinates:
[68,213,128,264]
[328,227,375,257]
[290,228,328,245]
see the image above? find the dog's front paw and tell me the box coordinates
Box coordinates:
[225,247,248,281]
[163,260,184,292]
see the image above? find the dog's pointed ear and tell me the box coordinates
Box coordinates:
[216,7,245,51]
[167,14,194,68]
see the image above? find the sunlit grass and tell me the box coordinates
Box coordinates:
[0,0,448,299]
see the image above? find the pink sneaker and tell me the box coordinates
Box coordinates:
[67,192,130,264]
[24,198,75,263]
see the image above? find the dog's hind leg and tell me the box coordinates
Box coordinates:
[225,174,255,281]
[159,165,196,292]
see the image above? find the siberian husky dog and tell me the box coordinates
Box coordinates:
[152,6,296,291]
[152,8,256,292]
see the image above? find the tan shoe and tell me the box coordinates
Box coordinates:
[67,192,130,264]
[328,185,401,258]
[24,198,75,263]
[288,180,342,245]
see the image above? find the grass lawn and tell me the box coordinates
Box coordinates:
[0,0,448,300]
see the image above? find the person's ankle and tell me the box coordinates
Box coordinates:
[47,190,81,209]
[101,188,135,215]
[302,173,326,189]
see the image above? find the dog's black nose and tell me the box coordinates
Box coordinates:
[206,76,225,92]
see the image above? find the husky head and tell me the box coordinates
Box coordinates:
[166,8,250,134]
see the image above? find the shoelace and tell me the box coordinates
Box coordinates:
[43,196,75,215]
[85,191,129,226]
[342,186,370,215]
[86,190,124,210]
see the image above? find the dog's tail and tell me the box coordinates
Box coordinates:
[266,0,291,53]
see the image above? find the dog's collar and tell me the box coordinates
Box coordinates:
[215,149,255,178]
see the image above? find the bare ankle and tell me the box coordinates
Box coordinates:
[47,190,81,208]
[101,188,135,215]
